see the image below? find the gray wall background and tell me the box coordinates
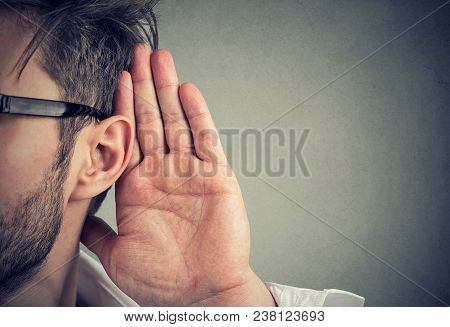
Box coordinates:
[94,0,450,306]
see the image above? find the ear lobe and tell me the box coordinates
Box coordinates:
[70,115,134,201]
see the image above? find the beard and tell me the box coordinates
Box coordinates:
[0,155,68,305]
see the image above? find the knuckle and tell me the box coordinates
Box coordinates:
[137,109,159,124]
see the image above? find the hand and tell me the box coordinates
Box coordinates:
[81,44,276,307]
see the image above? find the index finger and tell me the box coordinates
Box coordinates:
[113,71,142,170]
[130,43,165,155]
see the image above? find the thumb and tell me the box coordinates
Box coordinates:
[81,215,117,264]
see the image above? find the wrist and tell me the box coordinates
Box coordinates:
[189,270,277,307]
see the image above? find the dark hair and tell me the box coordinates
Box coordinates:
[0,0,160,214]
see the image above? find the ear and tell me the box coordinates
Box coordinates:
[70,115,134,200]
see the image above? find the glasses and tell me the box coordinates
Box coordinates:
[0,93,108,120]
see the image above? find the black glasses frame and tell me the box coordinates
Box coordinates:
[0,93,108,120]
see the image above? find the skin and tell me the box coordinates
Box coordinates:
[1,13,276,306]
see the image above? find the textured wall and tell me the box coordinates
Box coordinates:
[96,0,450,306]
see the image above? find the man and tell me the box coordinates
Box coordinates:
[0,0,364,306]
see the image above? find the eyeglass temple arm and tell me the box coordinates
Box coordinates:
[0,94,10,113]
[0,93,71,117]
[0,93,106,119]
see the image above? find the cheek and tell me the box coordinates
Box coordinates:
[0,118,59,208]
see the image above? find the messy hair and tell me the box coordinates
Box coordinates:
[0,0,160,214]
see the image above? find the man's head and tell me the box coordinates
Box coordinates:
[0,0,158,303]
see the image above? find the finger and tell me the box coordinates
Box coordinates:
[81,215,116,267]
[113,71,134,123]
[151,49,193,153]
[179,82,227,164]
[130,43,165,155]
[113,71,141,172]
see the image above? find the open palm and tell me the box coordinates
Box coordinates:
[82,45,273,307]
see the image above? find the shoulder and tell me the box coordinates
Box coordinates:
[77,251,364,307]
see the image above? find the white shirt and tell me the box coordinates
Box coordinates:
[77,252,365,307]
